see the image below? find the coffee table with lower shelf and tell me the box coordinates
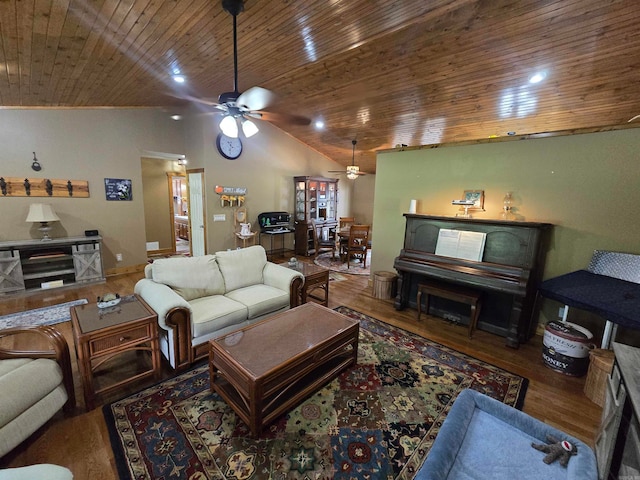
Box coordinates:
[209,302,359,437]
[70,294,161,410]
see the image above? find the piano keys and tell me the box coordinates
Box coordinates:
[393,214,552,347]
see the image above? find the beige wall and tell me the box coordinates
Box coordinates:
[370,128,640,336]
[0,108,185,271]
[181,110,351,254]
[0,107,350,271]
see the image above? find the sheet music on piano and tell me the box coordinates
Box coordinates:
[435,229,487,262]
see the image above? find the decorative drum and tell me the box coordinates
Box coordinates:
[542,320,594,376]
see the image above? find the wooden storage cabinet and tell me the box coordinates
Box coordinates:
[293,176,338,256]
[0,236,105,294]
[595,342,640,479]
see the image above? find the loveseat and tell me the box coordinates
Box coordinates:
[134,245,304,369]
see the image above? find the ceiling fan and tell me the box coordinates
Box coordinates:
[330,140,367,179]
[182,0,310,138]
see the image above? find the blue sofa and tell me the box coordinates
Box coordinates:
[416,389,597,479]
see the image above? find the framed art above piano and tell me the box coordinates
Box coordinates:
[393,214,553,348]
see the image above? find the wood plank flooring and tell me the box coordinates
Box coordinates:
[0,259,602,478]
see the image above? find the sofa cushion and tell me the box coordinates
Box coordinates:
[225,284,290,319]
[151,255,225,298]
[0,358,64,429]
[215,246,267,292]
[0,464,74,480]
[189,295,248,339]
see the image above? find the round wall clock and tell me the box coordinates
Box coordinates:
[216,133,243,160]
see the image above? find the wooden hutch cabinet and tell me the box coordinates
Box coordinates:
[293,176,338,256]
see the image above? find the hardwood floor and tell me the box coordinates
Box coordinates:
[0,260,602,478]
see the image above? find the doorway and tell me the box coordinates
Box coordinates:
[169,174,190,254]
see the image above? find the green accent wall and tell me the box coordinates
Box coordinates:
[370,128,640,335]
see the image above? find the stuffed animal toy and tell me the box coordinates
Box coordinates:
[531,434,577,467]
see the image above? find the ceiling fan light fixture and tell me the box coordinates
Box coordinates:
[346,165,360,180]
[220,115,239,138]
[241,118,259,137]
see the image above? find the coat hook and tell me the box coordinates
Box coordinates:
[24,178,31,196]
[0,177,6,196]
[31,152,42,172]
[45,179,53,196]
[67,180,73,196]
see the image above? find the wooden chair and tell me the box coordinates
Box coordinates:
[339,217,355,229]
[338,217,355,258]
[311,219,337,258]
[346,224,370,269]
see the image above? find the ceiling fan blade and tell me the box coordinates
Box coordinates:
[258,111,312,126]
[236,86,275,111]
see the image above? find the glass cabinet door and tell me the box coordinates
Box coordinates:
[309,181,318,220]
[295,181,306,221]
[328,183,336,220]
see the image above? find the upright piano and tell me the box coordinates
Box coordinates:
[394,215,552,347]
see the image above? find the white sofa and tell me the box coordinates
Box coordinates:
[135,245,304,369]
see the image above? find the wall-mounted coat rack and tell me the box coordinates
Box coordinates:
[0,177,90,197]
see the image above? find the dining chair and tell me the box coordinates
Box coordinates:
[311,219,337,258]
[346,224,370,269]
[339,217,355,229]
[338,217,355,258]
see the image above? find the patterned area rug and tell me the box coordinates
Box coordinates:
[0,298,88,328]
[104,306,528,480]
[314,251,371,275]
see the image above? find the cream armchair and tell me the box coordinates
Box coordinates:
[0,325,75,458]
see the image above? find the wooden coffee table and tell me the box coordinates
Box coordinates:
[71,294,160,410]
[209,302,359,437]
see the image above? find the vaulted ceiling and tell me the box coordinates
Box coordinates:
[1,0,639,174]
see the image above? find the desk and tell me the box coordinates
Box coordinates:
[259,229,294,260]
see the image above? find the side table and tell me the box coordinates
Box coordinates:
[70,294,161,410]
[288,262,330,306]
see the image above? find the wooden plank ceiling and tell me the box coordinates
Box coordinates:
[1,0,639,174]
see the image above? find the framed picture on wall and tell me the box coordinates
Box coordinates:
[105,178,133,201]
[463,190,485,210]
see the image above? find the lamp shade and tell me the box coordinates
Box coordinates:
[241,118,259,138]
[219,115,239,138]
[26,203,60,223]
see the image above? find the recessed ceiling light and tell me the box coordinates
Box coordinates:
[314,120,325,130]
[529,72,546,84]
[172,74,186,83]
[171,114,182,121]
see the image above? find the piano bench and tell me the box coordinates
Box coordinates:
[416,282,482,338]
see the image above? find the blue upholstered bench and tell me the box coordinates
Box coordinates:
[416,389,597,479]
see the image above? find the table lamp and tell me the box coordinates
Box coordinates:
[26,203,60,240]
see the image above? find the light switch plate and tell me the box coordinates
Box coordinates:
[213,214,226,222]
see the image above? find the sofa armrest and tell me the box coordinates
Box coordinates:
[135,279,195,369]
[135,279,191,330]
[263,262,305,307]
[0,325,75,412]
